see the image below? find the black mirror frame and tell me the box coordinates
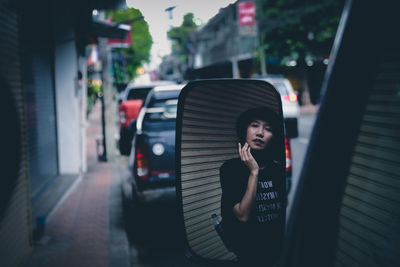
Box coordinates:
[175,79,286,266]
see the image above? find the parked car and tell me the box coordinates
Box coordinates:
[118,80,176,155]
[257,76,299,138]
[127,84,185,203]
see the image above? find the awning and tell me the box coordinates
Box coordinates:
[90,20,131,39]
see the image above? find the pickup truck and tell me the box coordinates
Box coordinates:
[118,80,176,155]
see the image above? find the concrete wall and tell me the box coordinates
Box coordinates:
[78,57,88,173]
[54,9,81,174]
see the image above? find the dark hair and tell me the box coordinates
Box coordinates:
[235,107,283,164]
[236,107,280,144]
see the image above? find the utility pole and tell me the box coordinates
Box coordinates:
[165,6,176,20]
[232,55,240,78]
[164,6,181,81]
[232,31,240,78]
[260,43,267,76]
[255,0,267,76]
[98,11,118,162]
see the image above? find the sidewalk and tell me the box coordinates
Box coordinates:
[24,102,130,267]
[299,104,320,115]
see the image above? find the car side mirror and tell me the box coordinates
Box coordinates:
[175,79,286,265]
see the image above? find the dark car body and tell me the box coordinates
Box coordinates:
[128,84,185,202]
[118,80,176,155]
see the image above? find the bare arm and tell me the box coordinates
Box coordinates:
[233,143,259,222]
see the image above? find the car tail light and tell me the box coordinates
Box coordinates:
[119,109,126,124]
[283,94,298,102]
[134,145,149,180]
[285,137,292,174]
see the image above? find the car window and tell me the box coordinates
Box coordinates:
[126,87,152,100]
[144,98,178,122]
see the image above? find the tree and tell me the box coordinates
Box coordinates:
[257,0,343,59]
[167,13,199,66]
[106,8,152,81]
[256,0,345,104]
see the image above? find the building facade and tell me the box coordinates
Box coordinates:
[187,1,259,79]
[0,0,125,265]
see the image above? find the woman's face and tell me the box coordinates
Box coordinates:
[245,119,274,151]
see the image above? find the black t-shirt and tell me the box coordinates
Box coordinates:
[220,158,285,265]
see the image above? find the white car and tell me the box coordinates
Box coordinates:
[258,76,299,138]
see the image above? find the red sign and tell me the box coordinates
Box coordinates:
[238,1,256,26]
[108,26,132,48]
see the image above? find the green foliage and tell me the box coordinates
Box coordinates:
[167,13,198,62]
[106,8,152,80]
[112,52,128,88]
[87,81,102,115]
[256,0,344,63]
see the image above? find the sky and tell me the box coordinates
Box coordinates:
[126,0,237,69]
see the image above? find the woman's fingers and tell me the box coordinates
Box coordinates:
[240,143,257,165]
[245,146,251,162]
[239,143,246,161]
[240,143,245,161]
[238,143,259,172]
[238,143,243,159]
[246,145,253,159]
[245,144,255,162]
[242,143,249,161]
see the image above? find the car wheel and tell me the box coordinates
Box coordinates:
[122,188,141,240]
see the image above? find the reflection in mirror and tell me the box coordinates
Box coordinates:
[176,79,286,266]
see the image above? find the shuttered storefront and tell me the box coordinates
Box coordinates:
[0,2,32,266]
[335,60,400,266]
[21,4,58,198]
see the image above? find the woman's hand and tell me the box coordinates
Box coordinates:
[238,143,259,175]
[233,143,260,222]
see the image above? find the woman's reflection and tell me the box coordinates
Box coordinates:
[219,107,285,266]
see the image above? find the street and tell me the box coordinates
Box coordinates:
[117,159,204,267]
[119,112,317,267]
[287,113,317,214]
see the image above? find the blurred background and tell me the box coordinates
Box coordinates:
[0,0,344,266]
